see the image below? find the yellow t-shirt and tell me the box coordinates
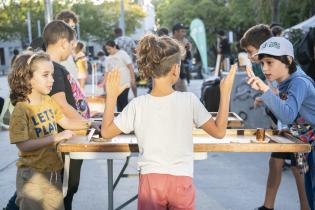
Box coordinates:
[9,96,64,172]
[75,56,88,73]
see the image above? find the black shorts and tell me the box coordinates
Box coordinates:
[271,152,297,166]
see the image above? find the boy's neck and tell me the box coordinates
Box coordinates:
[150,78,175,97]
[276,73,290,84]
[46,46,63,62]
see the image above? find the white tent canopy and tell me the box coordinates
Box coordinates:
[288,15,315,32]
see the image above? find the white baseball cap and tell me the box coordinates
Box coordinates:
[254,37,294,58]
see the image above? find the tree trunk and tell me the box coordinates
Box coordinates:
[272,0,280,24]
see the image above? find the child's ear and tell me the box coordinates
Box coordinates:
[171,64,180,76]
[59,38,66,50]
[287,56,293,64]
[60,38,69,50]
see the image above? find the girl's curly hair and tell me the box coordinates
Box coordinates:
[8,51,50,105]
[136,34,184,79]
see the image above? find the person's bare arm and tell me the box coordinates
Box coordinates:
[201,65,236,138]
[58,117,90,130]
[98,72,108,88]
[51,92,86,121]
[84,57,88,70]
[16,130,74,152]
[127,63,137,97]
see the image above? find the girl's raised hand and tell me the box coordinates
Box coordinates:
[220,64,237,97]
[105,68,129,98]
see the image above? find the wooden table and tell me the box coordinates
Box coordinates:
[58,129,310,210]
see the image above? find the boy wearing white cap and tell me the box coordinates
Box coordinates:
[247,36,315,210]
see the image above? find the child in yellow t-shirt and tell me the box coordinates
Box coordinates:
[74,41,88,90]
[8,52,90,210]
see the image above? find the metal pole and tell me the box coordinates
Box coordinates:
[77,23,80,40]
[119,0,125,35]
[92,62,96,97]
[272,0,280,23]
[107,159,114,210]
[49,0,53,22]
[27,11,32,44]
[44,0,53,24]
[37,20,41,37]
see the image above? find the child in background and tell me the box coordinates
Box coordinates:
[8,52,90,210]
[103,40,137,111]
[246,37,315,210]
[74,41,88,91]
[101,34,236,210]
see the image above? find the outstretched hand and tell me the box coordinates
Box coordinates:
[54,130,74,143]
[245,65,255,78]
[247,76,270,93]
[246,65,270,93]
[220,64,237,97]
[105,68,129,98]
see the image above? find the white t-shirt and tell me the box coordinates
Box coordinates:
[114,91,212,177]
[60,55,78,80]
[105,50,132,86]
[115,36,136,59]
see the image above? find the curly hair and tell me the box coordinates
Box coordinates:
[136,34,183,79]
[8,51,50,105]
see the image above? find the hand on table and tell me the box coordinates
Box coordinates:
[54,130,74,145]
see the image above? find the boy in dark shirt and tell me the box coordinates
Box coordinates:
[43,20,90,210]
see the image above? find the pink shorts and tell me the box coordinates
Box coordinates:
[138,173,195,210]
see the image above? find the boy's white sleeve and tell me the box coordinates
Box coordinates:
[114,100,136,133]
[192,94,212,128]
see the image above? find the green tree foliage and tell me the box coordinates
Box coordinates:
[71,0,146,41]
[0,0,45,41]
[0,0,146,43]
[157,0,315,46]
